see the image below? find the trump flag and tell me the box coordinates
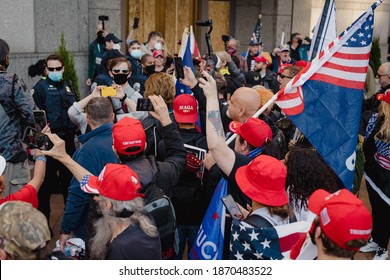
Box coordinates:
[189,178,227,260]
[275,0,381,190]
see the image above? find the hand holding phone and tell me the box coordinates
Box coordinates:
[136,98,154,111]
[101,86,117,97]
[221,194,244,220]
[173,57,184,80]
[33,110,47,132]
[22,127,52,150]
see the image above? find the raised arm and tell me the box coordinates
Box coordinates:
[199,71,236,176]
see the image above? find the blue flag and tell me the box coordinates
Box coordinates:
[189,178,227,260]
[175,31,195,97]
[189,148,263,260]
[275,1,381,190]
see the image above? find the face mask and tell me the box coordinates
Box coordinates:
[130,49,142,60]
[153,42,162,50]
[113,43,121,51]
[145,65,155,75]
[113,73,128,85]
[227,47,237,56]
[97,30,105,44]
[48,71,62,82]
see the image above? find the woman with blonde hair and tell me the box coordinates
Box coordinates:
[361,89,390,260]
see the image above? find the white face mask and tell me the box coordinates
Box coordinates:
[215,56,222,70]
[113,43,121,50]
[153,42,162,50]
[130,49,142,60]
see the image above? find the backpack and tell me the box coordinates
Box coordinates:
[141,174,177,260]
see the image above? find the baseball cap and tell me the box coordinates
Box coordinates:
[308,189,372,250]
[105,33,122,43]
[173,94,198,123]
[229,118,272,148]
[153,50,164,58]
[235,155,288,206]
[81,164,144,201]
[112,117,146,156]
[0,155,5,176]
[253,56,269,66]
[0,201,51,258]
[244,71,262,88]
[280,44,290,52]
[376,89,390,105]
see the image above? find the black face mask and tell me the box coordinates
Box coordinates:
[145,65,155,75]
[97,30,105,44]
[113,73,128,85]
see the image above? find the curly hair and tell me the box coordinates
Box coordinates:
[285,148,338,213]
[144,72,175,107]
[378,102,390,142]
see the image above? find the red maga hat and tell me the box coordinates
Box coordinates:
[229,118,272,148]
[308,189,372,250]
[173,94,198,123]
[112,117,146,155]
[81,164,144,201]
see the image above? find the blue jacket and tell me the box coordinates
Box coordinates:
[60,123,119,239]
[0,72,34,161]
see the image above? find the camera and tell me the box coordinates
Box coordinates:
[98,15,109,21]
[196,19,212,27]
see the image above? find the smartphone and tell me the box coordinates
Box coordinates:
[101,86,117,97]
[33,110,47,131]
[173,57,184,80]
[133,17,139,29]
[221,194,243,220]
[22,127,52,150]
[136,98,154,111]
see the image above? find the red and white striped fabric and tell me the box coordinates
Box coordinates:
[275,4,376,116]
[190,25,201,59]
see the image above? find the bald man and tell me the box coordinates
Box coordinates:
[226,87,260,123]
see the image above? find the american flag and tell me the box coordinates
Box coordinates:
[275,0,382,190]
[229,220,310,260]
[80,174,98,194]
[366,113,390,170]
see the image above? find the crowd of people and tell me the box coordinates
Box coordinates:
[0,16,389,261]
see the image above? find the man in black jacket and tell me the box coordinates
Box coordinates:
[112,95,186,198]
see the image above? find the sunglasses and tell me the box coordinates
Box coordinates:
[47,66,63,71]
[278,73,294,79]
[112,68,130,74]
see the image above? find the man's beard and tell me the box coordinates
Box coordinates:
[89,213,117,260]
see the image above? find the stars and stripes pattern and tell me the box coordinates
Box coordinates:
[80,174,98,194]
[230,219,310,260]
[273,0,382,190]
[374,139,390,170]
[275,1,379,116]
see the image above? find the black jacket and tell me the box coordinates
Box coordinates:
[124,122,186,197]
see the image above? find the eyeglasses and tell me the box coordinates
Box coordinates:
[376,73,389,79]
[278,73,294,79]
[47,66,63,71]
[112,68,130,74]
